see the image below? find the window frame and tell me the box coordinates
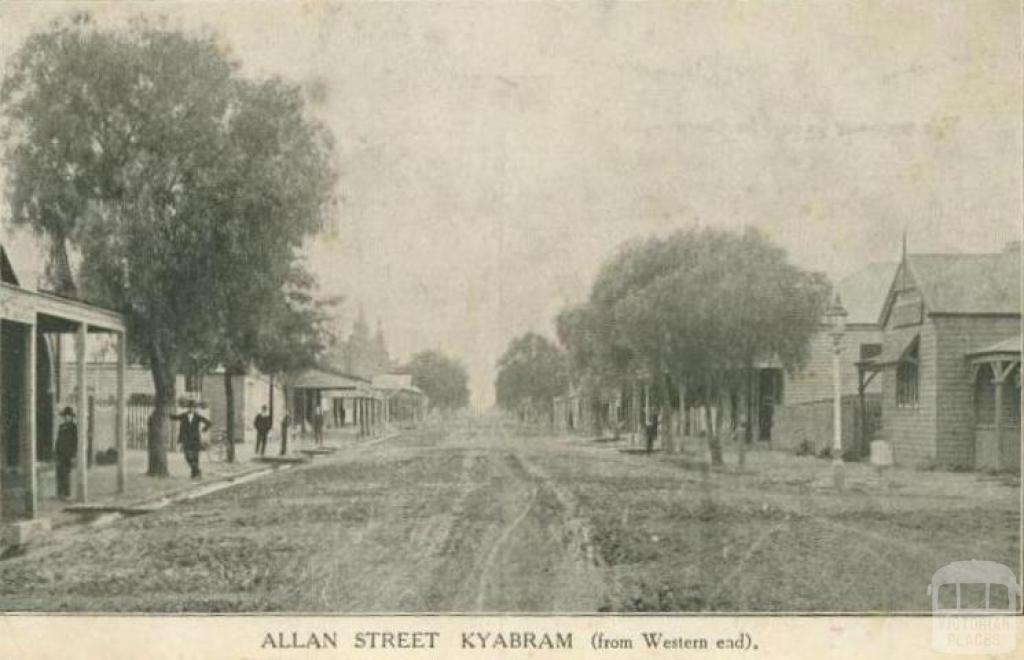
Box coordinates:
[895,339,920,409]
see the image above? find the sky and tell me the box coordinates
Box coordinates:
[1,1,1021,407]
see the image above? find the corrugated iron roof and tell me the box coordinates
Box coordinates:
[967,336,1021,357]
[292,369,369,391]
[907,252,1021,315]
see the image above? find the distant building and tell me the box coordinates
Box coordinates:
[332,306,392,379]
[372,374,428,427]
[861,244,1021,471]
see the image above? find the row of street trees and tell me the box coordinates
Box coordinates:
[547,227,830,465]
[1,15,338,474]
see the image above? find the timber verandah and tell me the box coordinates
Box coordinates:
[291,368,385,437]
[1,257,128,526]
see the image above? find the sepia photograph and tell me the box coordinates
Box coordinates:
[0,0,1020,639]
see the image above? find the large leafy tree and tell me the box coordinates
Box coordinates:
[495,332,568,424]
[1,16,336,475]
[611,228,830,463]
[400,350,470,413]
[559,227,830,464]
[216,273,340,462]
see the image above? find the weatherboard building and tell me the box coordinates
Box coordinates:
[860,243,1021,471]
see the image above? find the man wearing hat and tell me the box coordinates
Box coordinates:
[253,405,272,457]
[170,399,211,479]
[55,406,78,500]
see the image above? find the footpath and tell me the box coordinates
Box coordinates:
[1,426,401,558]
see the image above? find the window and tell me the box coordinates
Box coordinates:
[896,339,919,408]
[860,343,882,361]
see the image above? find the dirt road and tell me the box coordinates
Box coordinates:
[0,421,607,612]
[0,419,1017,612]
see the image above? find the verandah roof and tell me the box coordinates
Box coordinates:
[291,369,370,392]
[967,336,1021,360]
[1,281,125,333]
[857,334,918,371]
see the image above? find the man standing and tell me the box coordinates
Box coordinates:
[645,407,660,454]
[312,405,325,447]
[254,405,272,457]
[54,406,77,500]
[170,400,211,479]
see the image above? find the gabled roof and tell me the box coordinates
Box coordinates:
[835,261,897,325]
[909,252,1021,315]
[880,250,1022,324]
[1,244,19,286]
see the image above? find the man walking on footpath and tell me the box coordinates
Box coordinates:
[54,406,77,500]
[171,399,211,479]
[254,405,273,456]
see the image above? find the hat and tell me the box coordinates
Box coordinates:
[60,406,75,417]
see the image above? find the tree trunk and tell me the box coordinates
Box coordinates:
[279,382,290,456]
[224,370,236,463]
[657,371,672,454]
[714,380,727,466]
[739,367,753,467]
[269,373,275,419]
[705,374,724,466]
[678,377,688,453]
[146,342,175,477]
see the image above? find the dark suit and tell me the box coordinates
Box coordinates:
[55,420,78,498]
[312,409,325,446]
[254,413,272,456]
[170,411,211,477]
[645,413,659,454]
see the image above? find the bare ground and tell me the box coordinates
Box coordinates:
[0,419,1017,613]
